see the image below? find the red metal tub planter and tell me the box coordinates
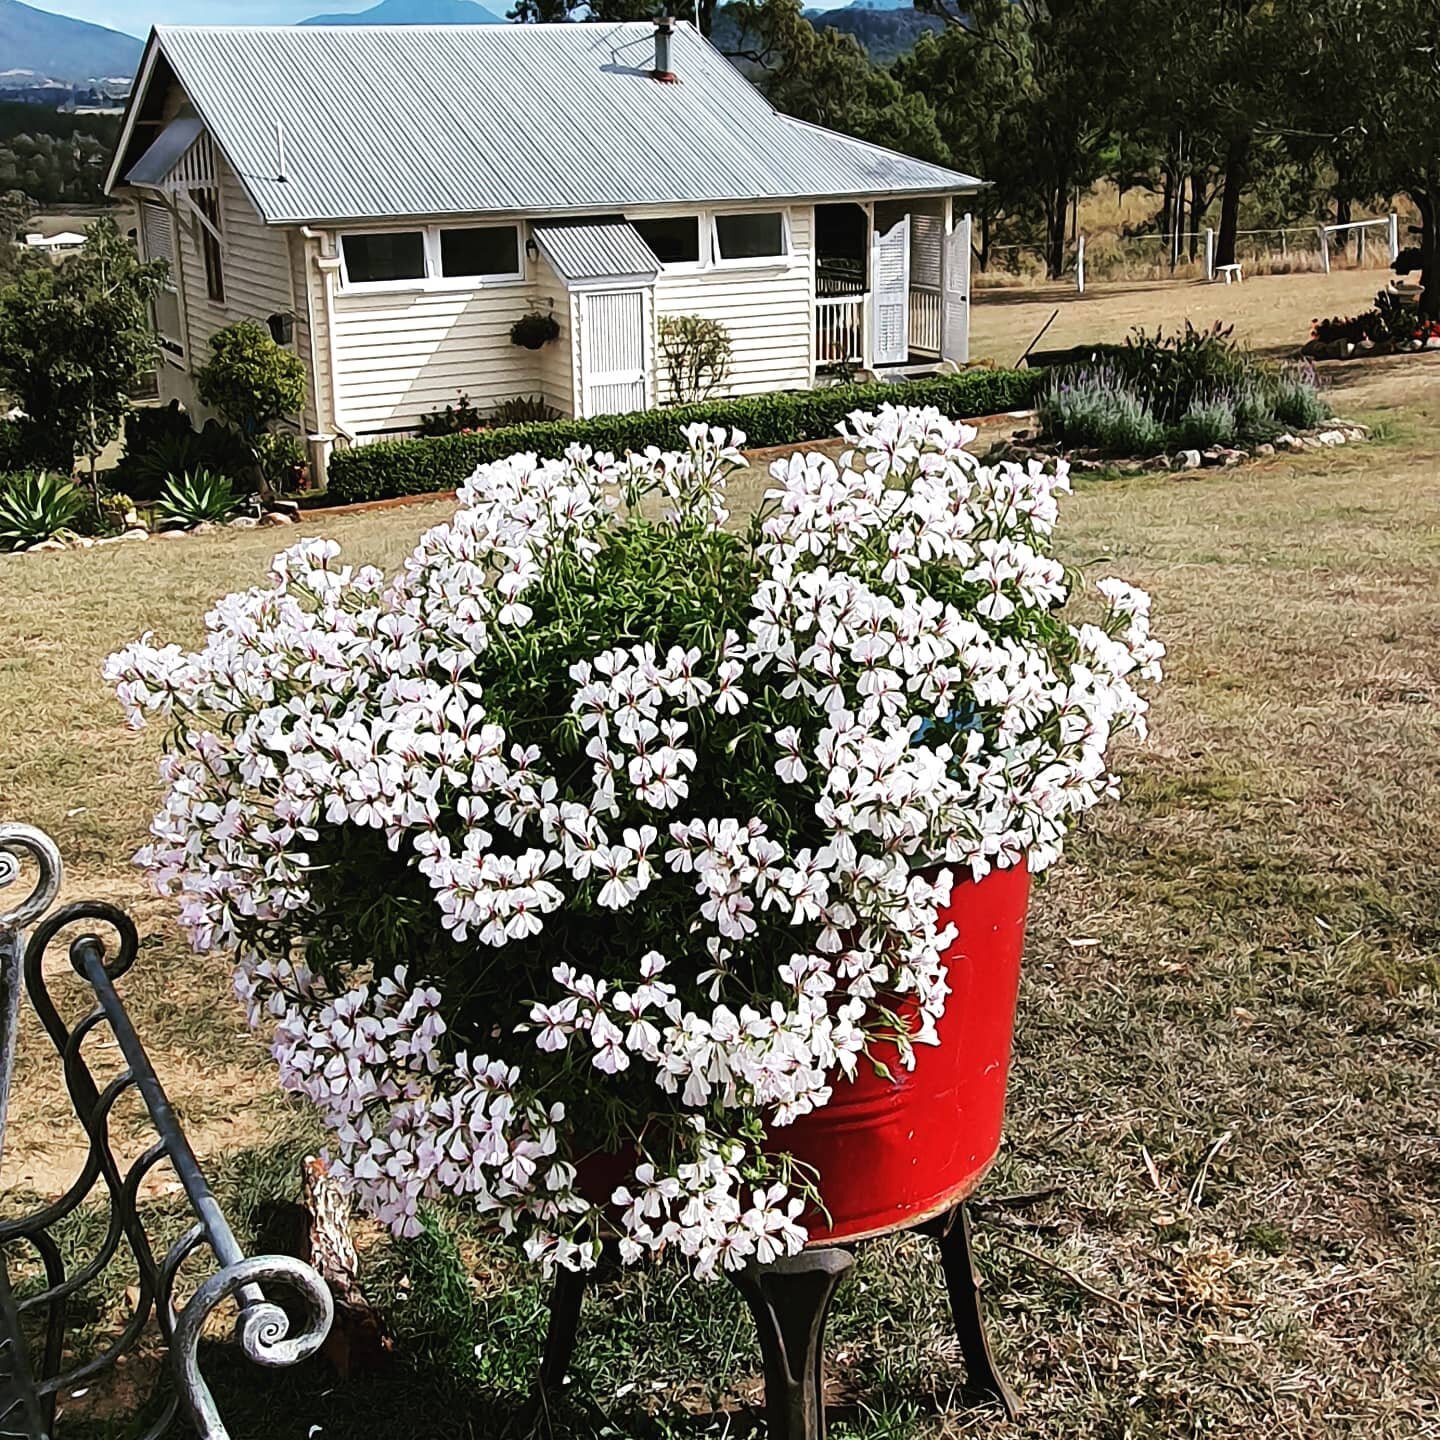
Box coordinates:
[110,407,1161,1439]
[780,863,1031,1245]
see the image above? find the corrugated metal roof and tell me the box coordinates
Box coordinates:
[135,22,983,225]
[125,113,203,187]
[534,220,659,282]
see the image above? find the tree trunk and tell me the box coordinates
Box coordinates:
[1160,166,1175,247]
[1044,163,1071,280]
[1215,133,1251,268]
[1188,173,1206,261]
[1416,189,1440,321]
[979,211,991,274]
[1336,193,1354,262]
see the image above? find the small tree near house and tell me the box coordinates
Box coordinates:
[0,217,166,485]
[658,314,733,405]
[196,320,307,502]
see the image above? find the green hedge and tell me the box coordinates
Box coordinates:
[325,369,1041,506]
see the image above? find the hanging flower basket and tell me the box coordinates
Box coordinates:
[510,311,560,350]
[107,407,1162,1279]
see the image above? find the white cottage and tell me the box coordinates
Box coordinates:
[105,20,983,472]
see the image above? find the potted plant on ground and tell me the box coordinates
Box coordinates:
[106,406,1161,1280]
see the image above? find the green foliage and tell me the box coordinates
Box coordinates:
[0,470,84,549]
[1175,394,1240,451]
[508,312,560,350]
[0,102,120,208]
[113,402,255,501]
[1110,323,1250,424]
[0,416,73,472]
[488,394,561,426]
[195,321,307,439]
[1267,367,1332,430]
[1038,336,1331,455]
[417,392,485,437]
[326,369,1040,504]
[723,0,949,163]
[1038,366,1166,454]
[155,470,241,527]
[0,218,165,473]
[258,430,307,494]
[658,314,734,404]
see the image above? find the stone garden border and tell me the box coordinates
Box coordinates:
[986,420,1372,476]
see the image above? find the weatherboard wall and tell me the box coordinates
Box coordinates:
[326,239,572,434]
[652,207,814,402]
[176,153,295,370]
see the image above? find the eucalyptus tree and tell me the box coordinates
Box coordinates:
[913,0,1141,278]
[1293,0,1440,315]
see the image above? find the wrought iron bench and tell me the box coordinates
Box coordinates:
[0,823,333,1440]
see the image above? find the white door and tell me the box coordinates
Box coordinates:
[942,213,973,364]
[581,288,650,417]
[871,215,910,367]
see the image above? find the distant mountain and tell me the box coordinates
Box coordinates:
[845,0,917,8]
[807,5,943,60]
[302,0,503,24]
[0,0,142,85]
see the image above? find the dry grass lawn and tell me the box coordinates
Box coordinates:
[970,268,1385,367]
[1,350,1437,1439]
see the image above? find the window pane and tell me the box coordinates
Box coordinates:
[440,225,520,278]
[633,216,699,265]
[199,189,224,304]
[715,212,785,261]
[342,231,426,284]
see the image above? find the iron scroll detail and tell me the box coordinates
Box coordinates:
[0,823,333,1440]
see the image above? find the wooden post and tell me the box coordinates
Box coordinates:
[1389,212,1400,263]
[1204,228,1215,281]
[1076,234,1085,295]
[1318,226,1331,275]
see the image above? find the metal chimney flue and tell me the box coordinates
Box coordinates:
[652,16,678,83]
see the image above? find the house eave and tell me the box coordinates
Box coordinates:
[255,184,988,232]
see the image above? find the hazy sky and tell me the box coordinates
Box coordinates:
[41,0,847,38]
[41,1,378,33]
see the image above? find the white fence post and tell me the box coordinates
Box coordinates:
[1076,234,1085,295]
[1389,212,1400,263]
[1318,226,1331,275]
[1204,228,1215,281]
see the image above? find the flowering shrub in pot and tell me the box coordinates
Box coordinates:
[106,407,1161,1279]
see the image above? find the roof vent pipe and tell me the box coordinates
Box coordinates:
[652,16,678,83]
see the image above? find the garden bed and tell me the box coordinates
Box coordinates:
[1029,322,1342,468]
[990,418,1371,475]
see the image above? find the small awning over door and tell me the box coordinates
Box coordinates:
[533,221,660,285]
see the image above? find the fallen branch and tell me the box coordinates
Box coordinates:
[990,1237,1138,1313]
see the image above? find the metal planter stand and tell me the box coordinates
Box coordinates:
[538,1206,1017,1438]
[0,824,334,1439]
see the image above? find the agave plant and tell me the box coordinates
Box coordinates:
[0,472,85,551]
[156,470,241,527]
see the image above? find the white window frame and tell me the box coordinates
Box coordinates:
[709,206,794,270]
[431,222,525,290]
[337,221,527,294]
[627,210,707,275]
